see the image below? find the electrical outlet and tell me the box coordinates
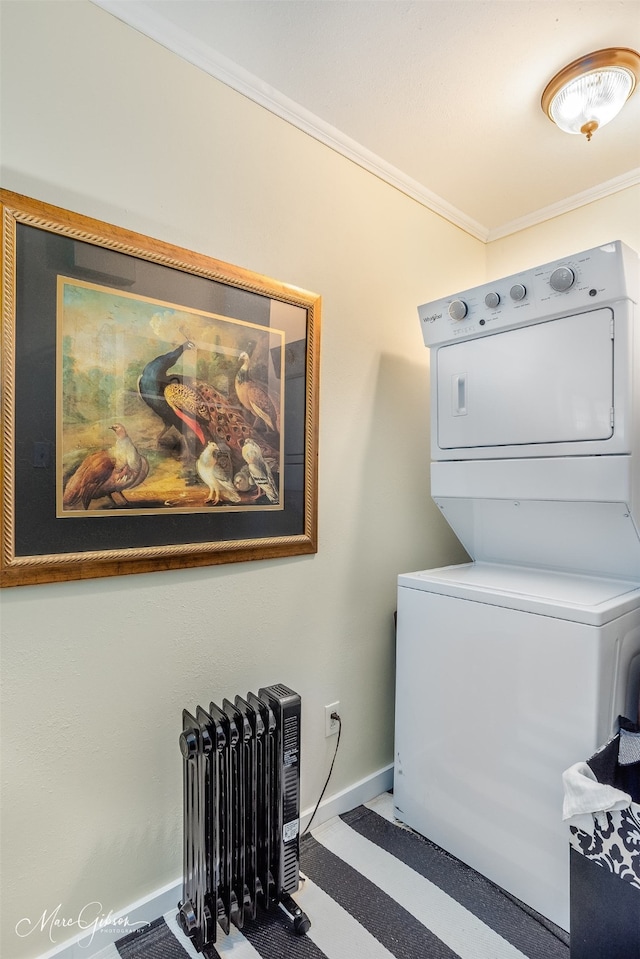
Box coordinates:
[325,701,340,737]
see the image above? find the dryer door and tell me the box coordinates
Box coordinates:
[436,308,614,451]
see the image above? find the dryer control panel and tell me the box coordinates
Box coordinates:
[418,240,639,347]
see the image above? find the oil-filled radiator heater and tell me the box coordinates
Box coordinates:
[178,683,310,955]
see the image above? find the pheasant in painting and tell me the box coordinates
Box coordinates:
[62,424,149,509]
[235,352,280,435]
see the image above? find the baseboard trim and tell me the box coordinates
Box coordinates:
[31,877,181,959]
[300,762,394,833]
[35,763,394,959]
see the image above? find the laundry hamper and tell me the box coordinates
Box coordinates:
[563,717,640,959]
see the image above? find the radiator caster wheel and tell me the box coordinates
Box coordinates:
[293,910,311,936]
[278,893,311,935]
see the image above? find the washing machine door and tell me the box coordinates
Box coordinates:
[436,308,614,451]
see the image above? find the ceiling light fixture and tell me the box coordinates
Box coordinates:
[541,47,640,141]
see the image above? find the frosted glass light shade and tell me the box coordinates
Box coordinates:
[542,48,640,140]
[551,67,633,135]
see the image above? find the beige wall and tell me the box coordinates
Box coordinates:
[0,4,477,957]
[487,186,640,276]
[1,3,639,959]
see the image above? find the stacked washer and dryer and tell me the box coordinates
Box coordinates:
[394,241,640,932]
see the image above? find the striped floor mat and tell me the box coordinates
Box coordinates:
[111,794,569,959]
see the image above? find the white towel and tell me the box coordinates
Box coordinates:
[562,761,632,834]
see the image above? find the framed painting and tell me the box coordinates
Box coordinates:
[0,190,320,586]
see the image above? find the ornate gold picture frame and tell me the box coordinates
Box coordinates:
[0,191,320,586]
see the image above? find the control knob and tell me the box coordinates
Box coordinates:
[510,283,526,302]
[448,299,468,321]
[484,292,500,309]
[549,266,575,292]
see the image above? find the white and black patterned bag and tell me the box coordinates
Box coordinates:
[563,717,640,959]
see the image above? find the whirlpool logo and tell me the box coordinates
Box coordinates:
[423,312,442,323]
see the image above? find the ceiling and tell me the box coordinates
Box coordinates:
[93,0,640,241]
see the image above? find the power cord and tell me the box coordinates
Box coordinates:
[302,711,341,836]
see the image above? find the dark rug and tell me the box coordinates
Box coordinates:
[115,795,569,959]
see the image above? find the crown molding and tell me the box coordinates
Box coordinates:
[487,168,640,242]
[90,0,488,240]
[91,1,638,246]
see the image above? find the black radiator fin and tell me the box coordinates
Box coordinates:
[178,685,307,952]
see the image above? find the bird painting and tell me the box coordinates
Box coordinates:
[63,424,149,510]
[235,352,280,437]
[138,340,277,473]
[196,441,241,506]
[241,438,279,503]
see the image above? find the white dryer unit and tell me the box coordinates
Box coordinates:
[421,241,639,461]
[395,241,640,933]
[422,240,640,579]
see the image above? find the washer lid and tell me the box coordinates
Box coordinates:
[398,562,640,625]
